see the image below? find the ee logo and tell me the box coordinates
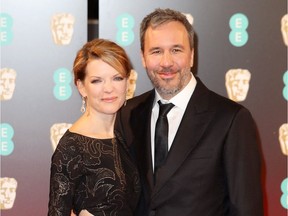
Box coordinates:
[281,178,288,209]
[283,70,288,101]
[53,68,72,101]
[0,13,13,46]
[0,123,14,156]
[229,13,249,47]
[116,13,135,46]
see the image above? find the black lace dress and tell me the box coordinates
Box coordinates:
[48,130,141,216]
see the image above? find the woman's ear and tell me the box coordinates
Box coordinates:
[76,79,86,97]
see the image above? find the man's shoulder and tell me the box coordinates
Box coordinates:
[126,90,155,108]
[195,77,247,112]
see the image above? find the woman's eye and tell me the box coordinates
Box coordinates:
[114,76,124,81]
[91,79,101,84]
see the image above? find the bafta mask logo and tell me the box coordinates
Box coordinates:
[0,68,16,101]
[279,123,288,156]
[0,177,17,210]
[126,69,138,99]
[225,69,251,102]
[50,123,72,151]
[51,13,75,45]
[281,14,288,46]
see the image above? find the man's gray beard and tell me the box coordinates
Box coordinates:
[147,69,191,97]
[156,83,181,96]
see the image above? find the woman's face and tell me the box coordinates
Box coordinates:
[78,59,127,115]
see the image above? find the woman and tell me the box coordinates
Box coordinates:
[48,39,141,216]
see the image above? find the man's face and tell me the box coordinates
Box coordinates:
[0,69,16,100]
[0,178,17,209]
[141,21,194,100]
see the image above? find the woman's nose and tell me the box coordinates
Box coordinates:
[103,81,113,92]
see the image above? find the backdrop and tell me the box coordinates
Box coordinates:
[0,0,287,215]
[98,0,287,216]
[1,0,87,215]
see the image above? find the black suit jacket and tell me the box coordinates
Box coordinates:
[115,77,263,216]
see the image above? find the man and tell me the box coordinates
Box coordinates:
[115,8,263,216]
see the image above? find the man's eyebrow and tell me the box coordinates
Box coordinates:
[172,44,185,49]
[148,47,161,52]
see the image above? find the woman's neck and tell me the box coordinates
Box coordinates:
[70,112,116,139]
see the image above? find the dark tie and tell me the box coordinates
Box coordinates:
[154,101,174,177]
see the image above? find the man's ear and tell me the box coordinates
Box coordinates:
[141,51,146,68]
[190,49,194,68]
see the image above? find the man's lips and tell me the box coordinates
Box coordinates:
[158,71,176,79]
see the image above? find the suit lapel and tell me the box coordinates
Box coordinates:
[152,78,216,196]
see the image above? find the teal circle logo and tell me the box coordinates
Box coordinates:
[281,178,288,209]
[229,13,249,47]
[116,30,134,47]
[229,31,248,47]
[0,123,14,156]
[229,13,249,29]
[116,13,135,46]
[53,68,72,100]
[116,13,135,29]
[0,13,14,46]
[283,71,288,101]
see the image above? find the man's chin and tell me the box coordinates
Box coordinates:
[157,86,180,97]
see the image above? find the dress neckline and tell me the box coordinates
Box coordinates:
[67,129,115,140]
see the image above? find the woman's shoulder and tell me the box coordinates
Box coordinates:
[53,130,84,154]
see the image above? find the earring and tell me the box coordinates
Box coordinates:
[81,97,86,113]
[124,99,127,106]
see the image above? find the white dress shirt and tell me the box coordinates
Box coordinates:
[151,73,197,169]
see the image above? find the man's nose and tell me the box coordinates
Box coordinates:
[160,52,173,67]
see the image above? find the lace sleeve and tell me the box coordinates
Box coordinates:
[48,133,83,216]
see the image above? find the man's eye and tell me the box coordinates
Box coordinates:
[151,50,161,55]
[172,48,181,53]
